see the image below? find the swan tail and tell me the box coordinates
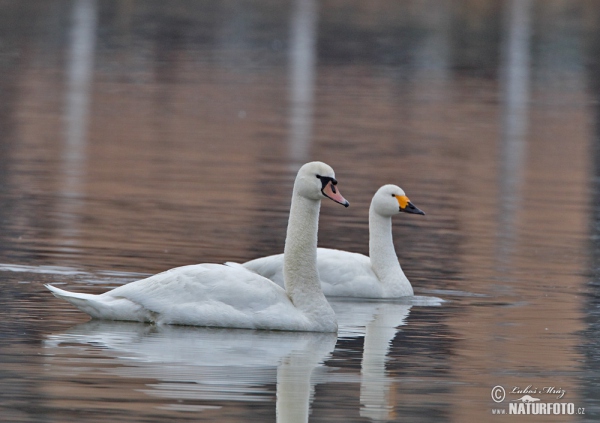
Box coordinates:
[45,284,155,323]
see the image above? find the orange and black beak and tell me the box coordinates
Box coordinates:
[396,195,425,215]
[318,176,349,207]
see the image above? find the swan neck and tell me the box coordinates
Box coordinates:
[283,194,324,307]
[368,207,411,296]
[369,209,397,272]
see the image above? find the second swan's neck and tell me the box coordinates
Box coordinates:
[368,207,414,296]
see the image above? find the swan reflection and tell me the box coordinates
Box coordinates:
[44,322,336,422]
[44,296,440,421]
[332,299,413,421]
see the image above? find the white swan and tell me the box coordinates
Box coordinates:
[236,184,424,298]
[46,161,349,332]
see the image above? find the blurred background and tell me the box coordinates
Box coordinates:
[2,0,600,422]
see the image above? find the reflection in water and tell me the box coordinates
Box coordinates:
[497,0,531,272]
[45,322,336,423]
[43,299,417,422]
[0,0,597,421]
[411,0,451,101]
[332,300,412,421]
[60,0,97,249]
[276,333,331,423]
[360,305,410,421]
[585,4,600,418]
[288,0,318,167]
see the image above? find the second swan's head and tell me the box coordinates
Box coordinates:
[372,184,425,217]
[296,161,350,207]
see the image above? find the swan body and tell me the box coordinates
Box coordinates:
[46,161,349,332]
[238,184,424,298]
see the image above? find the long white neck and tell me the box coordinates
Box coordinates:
[368,206,414,296]
[283,192,334,321]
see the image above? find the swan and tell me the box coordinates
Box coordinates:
[235,184,424,298]
[46,161,349,332]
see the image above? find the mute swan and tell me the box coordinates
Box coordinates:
[235,184,423,298]
[46,161,349,332]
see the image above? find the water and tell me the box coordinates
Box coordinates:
[1,0,600,421]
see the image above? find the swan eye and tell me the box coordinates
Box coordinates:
[391,194,396,197]
[316,174,321,179]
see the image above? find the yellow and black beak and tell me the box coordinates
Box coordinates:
[396,195,425,215]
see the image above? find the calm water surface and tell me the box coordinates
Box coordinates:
[2,0,600,421]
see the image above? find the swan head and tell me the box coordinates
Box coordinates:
[372,184,425,217]
[295,161,350,207]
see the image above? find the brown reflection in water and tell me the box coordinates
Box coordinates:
[443,1,591,421]
[0,0,598,422]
